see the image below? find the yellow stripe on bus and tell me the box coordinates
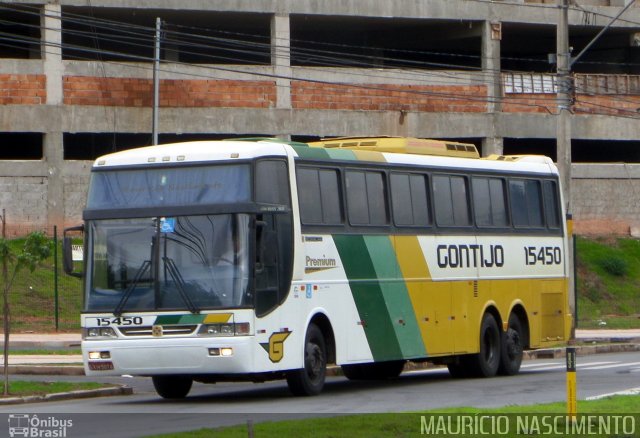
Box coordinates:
[391,235,437,353]
[203,313,233,323]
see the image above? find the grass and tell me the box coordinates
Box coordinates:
[147,395,640,437]
[576,236,640,329]
[3,236,83,332]
[0,380,107,397]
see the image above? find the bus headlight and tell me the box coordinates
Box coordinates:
[88,351,111,359]
[198,322,250,337]
[83,327,117,339]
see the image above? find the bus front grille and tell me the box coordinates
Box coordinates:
[118,325,198,337]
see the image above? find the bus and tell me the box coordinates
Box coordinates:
[64,136,571,398]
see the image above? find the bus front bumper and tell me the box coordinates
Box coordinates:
[82,336,255,376]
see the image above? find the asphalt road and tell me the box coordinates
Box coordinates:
[1,351,639,437]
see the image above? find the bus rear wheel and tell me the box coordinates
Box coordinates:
[498,313,524,376]
[286,323,326,396]
[152,375,193,399]
[342,360,405,380]
[468,313,501,377]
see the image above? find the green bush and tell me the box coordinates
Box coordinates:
[598,256,628,277]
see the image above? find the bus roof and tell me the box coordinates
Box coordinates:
[308,136,480,159]
[91,138,558,176]
[91,140,289,168]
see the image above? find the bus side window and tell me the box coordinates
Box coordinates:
[255,160,291,206]
[543,180,560,229]
[509,179,543,228]
[297,167,343,225]
[255,213,293,317]
[345,169,389,226]
[433,174,471,227]
[472,177,508,228]
[390,172,431,227]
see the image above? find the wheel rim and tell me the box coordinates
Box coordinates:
[305,341,324,383]
[505,328,522,360]
[482,326,498,365]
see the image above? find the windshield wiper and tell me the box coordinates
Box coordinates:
[114,260,151,316]
[162,256,200,314]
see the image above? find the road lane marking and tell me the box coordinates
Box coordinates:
[522,361,617,371]
[579,361,640,370]
[586,387,640,400]
[521,362,557,368]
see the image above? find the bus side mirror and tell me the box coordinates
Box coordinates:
[63,225,84,278]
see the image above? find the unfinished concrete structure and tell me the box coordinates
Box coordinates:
[1,0,640,234]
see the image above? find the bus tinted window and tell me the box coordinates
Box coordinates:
[390,173,430,227]
[319,169,342,224]
[473,177,507,227]
[543,180,560,229]
[297,168,322,224]
[255,160,290,206]
[87,164,251,209]
[509,179,543,228]
[434,175,470,227]
[296,167,342,225]
[346,170,389,226]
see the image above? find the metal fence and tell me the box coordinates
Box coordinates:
[1,223,82,333]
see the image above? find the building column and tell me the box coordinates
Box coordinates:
[42,4,65,229]
[481,20,504,157]
[271,14,292,110]
[42,4,63,105]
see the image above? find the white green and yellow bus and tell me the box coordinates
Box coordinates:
[64,136,571,398]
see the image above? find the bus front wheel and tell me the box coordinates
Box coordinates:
[152,375,193,399]
[286,323,327,396]
[468,313,501,377]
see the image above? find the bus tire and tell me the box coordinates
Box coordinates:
[286,323,326,396]
[342,360,405,380]
[468,313,501,377]
[498,313,524,376]
[152,375,193,399]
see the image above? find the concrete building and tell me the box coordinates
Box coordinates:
[1,0,640,235]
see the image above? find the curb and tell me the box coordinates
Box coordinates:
[7,365,85,376]
[0,385,133,405]
[524,342,640,360]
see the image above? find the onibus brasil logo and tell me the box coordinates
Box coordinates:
[8,414,73,437]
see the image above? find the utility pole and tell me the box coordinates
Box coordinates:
[557,0,575,339]
[152,17,161,145]
[557,0,572,213]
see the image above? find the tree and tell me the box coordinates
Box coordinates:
[0,232,52,396]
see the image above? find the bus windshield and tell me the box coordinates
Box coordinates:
[87,164,251,209]
[86,214,251,312]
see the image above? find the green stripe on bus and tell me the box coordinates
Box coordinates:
[325,149,358,161]
[363,235,427,359]
[154,315,187,325]
[178,314,205,324]
[290,145,331,161]
[333,234,403,361]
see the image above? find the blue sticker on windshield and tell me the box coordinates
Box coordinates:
[160,217,176,233]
